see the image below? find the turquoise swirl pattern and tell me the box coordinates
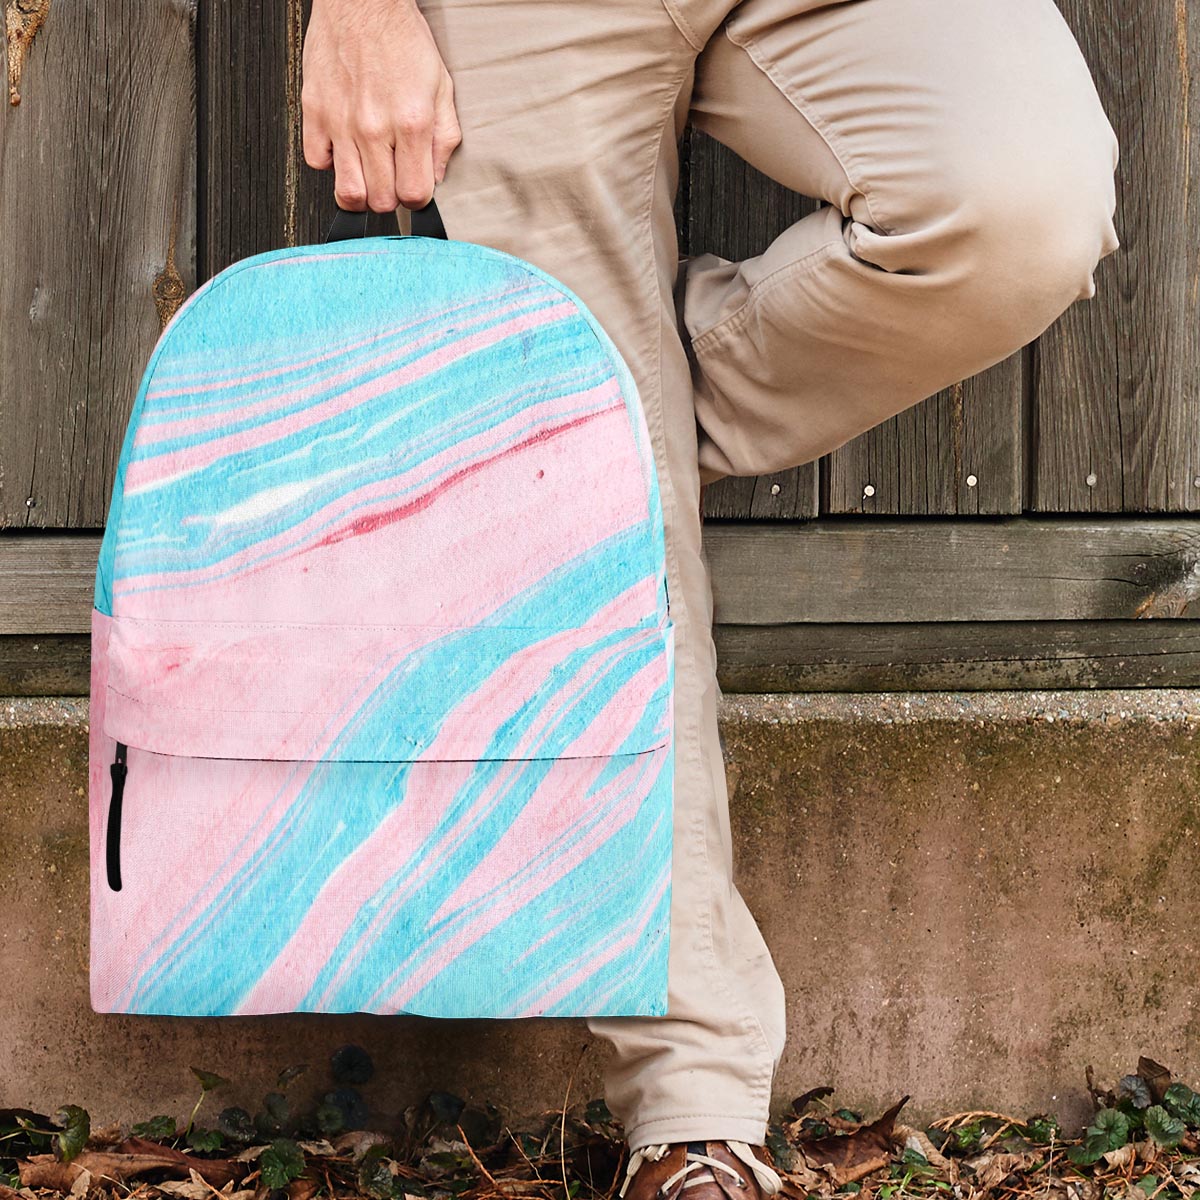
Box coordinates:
[88,237,675,1018]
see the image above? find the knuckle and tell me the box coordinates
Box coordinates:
[335,185,368,208]
[397,186,433,208]
[395,107,434,134]
[369,192,399,213]
[356,115,391,142]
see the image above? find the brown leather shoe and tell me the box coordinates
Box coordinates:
[617,1140,784,1200]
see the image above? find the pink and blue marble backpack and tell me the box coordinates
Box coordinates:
[88,201,675,1019]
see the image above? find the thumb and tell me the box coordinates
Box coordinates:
[431,78,463,183]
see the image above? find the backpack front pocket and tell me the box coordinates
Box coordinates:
[89,607,674,1019]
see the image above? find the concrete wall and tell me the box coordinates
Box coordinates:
[4,691,1200,1134]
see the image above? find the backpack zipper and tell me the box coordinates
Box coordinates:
[106,742,128,891]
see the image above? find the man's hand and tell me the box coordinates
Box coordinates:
[301,0,462,213]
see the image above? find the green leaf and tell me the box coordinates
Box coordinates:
[1137,1176,1160,1194]
[331,1045,375,1086]
[1163,1084,1200,1127]
[260,1138,306,1189]
[1022,1116,1061,1145]
[217,1107,256,1145]
[315,1101,345,1137]
[52,1106,90,1164]
[190,1068,230,1094]
[187,1128,224,1153]
[1091,1108,1131,1150]
[1145,1106,1186,1149]
[1067,1142,1104,1167]
[953,1122,983,1152]
[1120,1076,1154,1110]
[358,1145,396,1200]
[132,1115,177,1140]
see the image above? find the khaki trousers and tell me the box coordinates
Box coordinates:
[414,0,1120,1150]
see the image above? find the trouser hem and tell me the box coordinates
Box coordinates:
[624,1113,770,1153]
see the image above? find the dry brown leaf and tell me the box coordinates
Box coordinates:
[1138,1057,1173,1105]
[1102,1144,1136,1169]
[488,1182,552,1196]
[295,1140,337,1157]
[20,1144,246,1194]
[965,1150,1034,1191]
[331,1130,394,1162]
[156,1176,215,1200]
[799,1096,908,1186]
[283,1177,319,1200]
[893,1124,951,1169]
[114,1137,244,1188]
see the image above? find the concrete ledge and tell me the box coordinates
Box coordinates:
[5,692,1200,1132]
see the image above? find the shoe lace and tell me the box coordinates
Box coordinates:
[618,1142,783,1199]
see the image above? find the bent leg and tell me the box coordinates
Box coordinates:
[415,0,787,1150]
[683,0,1121,484]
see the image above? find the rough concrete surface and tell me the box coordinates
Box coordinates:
[3,692,1200,1135]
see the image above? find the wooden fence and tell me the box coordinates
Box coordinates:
[2,0,1198,693]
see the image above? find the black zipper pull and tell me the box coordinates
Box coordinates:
[106,742,127,892]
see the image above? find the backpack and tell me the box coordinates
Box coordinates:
[88,201,675,1018]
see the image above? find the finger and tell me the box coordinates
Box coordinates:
[430,74,462,183]
[394,111,436,209]
[359,131,401,213]
[303,120,334,171]
[331,137,368,211]
[430,99,462,183]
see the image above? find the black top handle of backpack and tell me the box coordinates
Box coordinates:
[325,194,447,244]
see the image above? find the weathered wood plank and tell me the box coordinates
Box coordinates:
[704,518,1200,624]
[200,0,397,280]
[714,619,1200,692]
[0,537,100,633]
[824,352,1025,516]
[0,0,196,528]
[9,617,1200,697]
[10,521,1200,636]
[0,636,91,696]
[1034,0,1198,512]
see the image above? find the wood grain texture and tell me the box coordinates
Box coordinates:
[703,517,1200,624]
[823,354,1025,517]
[8,617,1200,697]
[199,0,397,280]
[0,635,90,695]
[0,536,100,633]
[1035,0,1199,513]
[13,521,1200,636]
[714,619,1200,692]
[0,0,196,529]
